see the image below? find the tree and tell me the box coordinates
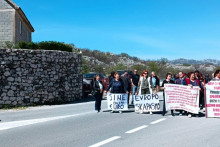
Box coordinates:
[131,64,146,72]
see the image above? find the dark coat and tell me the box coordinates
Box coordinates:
[106,78,127,93]
[93,80,104,94]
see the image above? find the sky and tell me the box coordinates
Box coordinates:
[13,0,220,60]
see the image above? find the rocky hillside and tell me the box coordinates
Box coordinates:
[79,48,219,77]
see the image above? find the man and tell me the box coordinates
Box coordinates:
[121,72,131,104]
[150,72,160,94]
[131,69,140,104]
[175,71,187,116]
[175,71,187,85]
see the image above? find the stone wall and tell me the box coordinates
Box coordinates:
[0,49,82,108]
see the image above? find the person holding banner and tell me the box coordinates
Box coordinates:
[161,72,175,116]
[135,70,154,114]
[186,72,200,118]
[105,73,129,94]
[175,71,187,115]
[93,74,104,113]
[105,73,129,113]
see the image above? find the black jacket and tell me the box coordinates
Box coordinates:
[93,80,104,93]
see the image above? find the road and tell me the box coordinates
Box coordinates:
[0,95,219,147]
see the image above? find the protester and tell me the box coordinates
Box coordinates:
[186,72,200,118]
[195,70,200,80]
[93,74,104,113]
[198,73,205,110]
[213,69,220,80]
[109,71,115,83]
[175,71,187,115]
[105,73,129,113]
[121,72,131,104]
[136,70,154,114]
[131,69,140,104]
[161,72,175,116]
[150,71,160,94]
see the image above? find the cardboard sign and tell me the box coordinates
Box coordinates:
[107,93,128,111]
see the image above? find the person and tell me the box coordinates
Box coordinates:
[135,70,154,114]
[105,73,129,113]
[121,72,131,104]
[195,70,200,80]
[93,74,104,113]
[161,72,175,116]
[109,71,115,83]
[131,69,140,104]
[186,72,200,118]
[150,72,160,94]
[213,69,220,80]
[198,73,205,110]
[175,71,187,115]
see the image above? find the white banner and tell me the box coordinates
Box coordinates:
[107,93,128,111]
[164,84,200,114]
[134,94,160,112]
[206,80,220,118]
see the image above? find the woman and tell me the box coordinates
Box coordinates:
[136,70,152,95]
[105,73,128,94]
[105,73,129,113]
[135,70,154,114]
[93,74,104,113]
[186,72,200,118]
[161,72,175,116]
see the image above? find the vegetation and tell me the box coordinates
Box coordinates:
[4,41,73,52]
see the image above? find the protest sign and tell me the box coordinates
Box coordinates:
[206,80,220,118]
[164,84,200,114]
[134,94,160,112]
[107,93,128,111]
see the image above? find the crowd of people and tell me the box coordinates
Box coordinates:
[92,69,220,118]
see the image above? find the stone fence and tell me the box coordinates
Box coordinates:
[0,49,82,108]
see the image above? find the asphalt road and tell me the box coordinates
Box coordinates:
[0,94,219,147]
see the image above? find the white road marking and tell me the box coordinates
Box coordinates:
[0,112,93,131]
[150,118,166,125]
[125,125,148,134]
[88,136,121,147]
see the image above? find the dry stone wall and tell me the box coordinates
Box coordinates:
[0,49,82,108]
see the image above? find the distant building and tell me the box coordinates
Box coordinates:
[0,0,34,47]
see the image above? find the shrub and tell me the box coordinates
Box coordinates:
[15,41,73,52]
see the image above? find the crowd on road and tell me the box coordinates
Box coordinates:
[92,69,220,118]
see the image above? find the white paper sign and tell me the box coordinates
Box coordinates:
[134,94,160,112]
[206,80,220,118]
[107,93,128,111]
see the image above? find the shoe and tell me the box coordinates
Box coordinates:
[162,113,165,116]
[140,111,143,114]
[188,114,192,118]
[119,111,122,114]
[179,113,182,116]
[110,110,114,113]
[150,111,152,115]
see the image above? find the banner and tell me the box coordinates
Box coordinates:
[134,94,160,112]
[206,80,220,118]
[107,93,128,111]
[164,84,200,114]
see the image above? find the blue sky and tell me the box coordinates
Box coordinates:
[14,0,220,60]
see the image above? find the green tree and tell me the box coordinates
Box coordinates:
[82,58,90,74]
[131,64,146,72]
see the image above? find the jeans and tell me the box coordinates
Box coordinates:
[132,86,137,104]
[94,92,103,111]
